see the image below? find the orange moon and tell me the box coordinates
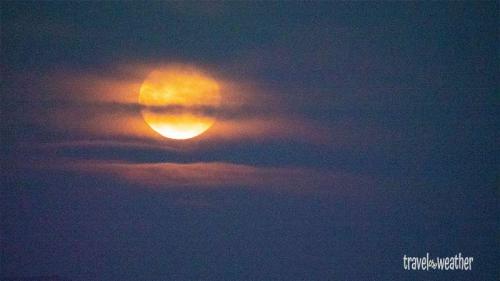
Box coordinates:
[138,66,221,140]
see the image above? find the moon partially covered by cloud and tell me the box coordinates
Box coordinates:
[13,61,383,194]
[138,65,221,140]
[34,62,334,147]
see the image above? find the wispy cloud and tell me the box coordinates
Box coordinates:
[13,62,379,195]
[28,62,333,147]
[38,159,371,195]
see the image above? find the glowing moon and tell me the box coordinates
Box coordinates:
[139,66,220,140]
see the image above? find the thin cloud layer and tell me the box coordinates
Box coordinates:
[34,62,332,146]
[14,62,377,194]
[41,159,371,195]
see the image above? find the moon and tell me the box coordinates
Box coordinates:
[138,66,221,140]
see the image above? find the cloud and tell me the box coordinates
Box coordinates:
[20,139,180,154]
[24,62,334,148]
[12,61,383,196]
[36,159,371,195]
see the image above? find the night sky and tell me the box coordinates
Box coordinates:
[1,2,498,281]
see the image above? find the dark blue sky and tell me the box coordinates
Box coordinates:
[1,2,498,280]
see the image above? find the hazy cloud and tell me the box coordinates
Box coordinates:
[37,159,372,195]
[22,62,335,147]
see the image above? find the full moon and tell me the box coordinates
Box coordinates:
[138,66,221,140]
